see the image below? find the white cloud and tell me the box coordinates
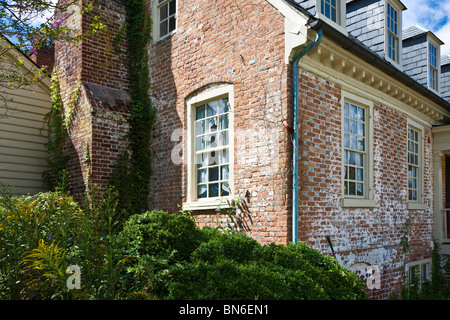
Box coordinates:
[403,0,450,55]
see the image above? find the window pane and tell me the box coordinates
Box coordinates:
[357,122,364,136]
[209,167,219,182]
[206,134,217,149]
[197,154,207,168]
[219,98,229,114]
[221,165,229,180]
[207,101,218,117]
[169,16,176,33]
[350,120,357,134]
[356,183,363,196]
[196,136,205,151]
[169,0,176,15]
[350,135,357,149]
[356,153,363,166]
[195,120,205,135]
[349,151,355,165]
[207,117,218,133]
[357,168,364,181]
[221,149,229,164]
[196,105,205,120]
[209,151,218,166]
[197,169,207,184]
[160,3,168,20]
[160,20,168,37]
[198,185,207,198]
[209,184,219,197]
[349,182,356,195]
[357,137,365,151]
[220,131,228,146]
[349,166,355,180]
[219,114,229,130]
[221,183,230,196]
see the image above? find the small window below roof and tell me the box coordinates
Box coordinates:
[386,2,399,63]
[316,0,347,34]
[428,41,440,92]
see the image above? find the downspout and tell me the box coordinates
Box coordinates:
[292,25,323,245]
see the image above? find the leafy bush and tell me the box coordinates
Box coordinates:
[118,210,205,263]
[117,212,367,300]
[158,232,366,300]
[0,187,82,299]
[0,184,123,299]
[1,186,367,300]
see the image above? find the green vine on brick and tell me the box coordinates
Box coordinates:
[43,75,70,190]
[111,0,155,216]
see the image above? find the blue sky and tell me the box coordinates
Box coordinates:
[402,0,450,55]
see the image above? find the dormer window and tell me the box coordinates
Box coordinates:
[316,0,346,34]
[386,2,400,64]
[321,0,337,22]
[428,41,439,92]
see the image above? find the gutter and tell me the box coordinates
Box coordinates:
[308,19,450,116]
[292,22,323,244]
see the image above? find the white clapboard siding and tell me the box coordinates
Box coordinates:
[0,60,51,195]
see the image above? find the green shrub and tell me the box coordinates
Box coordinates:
[159,233,366,300]
[118,210,205,262]
[0,189,82,299]
[0,185,124,300]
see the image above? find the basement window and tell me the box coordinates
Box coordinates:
[407,259,431,288]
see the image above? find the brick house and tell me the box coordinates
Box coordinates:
[52,0,450,299]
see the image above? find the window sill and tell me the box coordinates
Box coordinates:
[407,202,427,210]
[342,198,376,208]
[183,198,232,211]
[154,29,177,44]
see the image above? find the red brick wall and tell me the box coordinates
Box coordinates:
[54,0,130,194]
[29,46,54,72]
[297,68,434,299]
[147,0,292,244]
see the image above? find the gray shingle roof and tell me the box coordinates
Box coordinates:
[403,25,428,40]
[442,54,450,66]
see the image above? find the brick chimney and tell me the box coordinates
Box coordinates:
[53,0,131,195]
[29,46,55,72]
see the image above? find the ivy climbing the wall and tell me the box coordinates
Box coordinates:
[43,75,70,190]
[111,0,155,216]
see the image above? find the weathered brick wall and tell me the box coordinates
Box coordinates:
[297,68,434,299]
[54,0,130,194]
[147,0,292,244]
[29,46,55,72]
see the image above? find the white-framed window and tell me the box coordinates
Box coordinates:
[153,0,176,41]
[386,2,399,64]
[407,259,432,288]
[316,0,347,34]
[341,91,375,208]
[184,85,234,211]
[428,40,440,92]
[320,0,337,22]
[406,119,425,210]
